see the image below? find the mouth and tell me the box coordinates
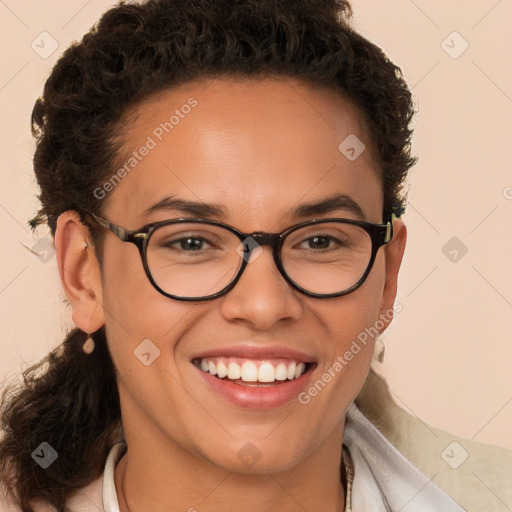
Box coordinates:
[192,356,314,386]
[190,345,318,408]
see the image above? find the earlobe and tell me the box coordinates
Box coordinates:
[378,218,407,325]
[55,211,105,333]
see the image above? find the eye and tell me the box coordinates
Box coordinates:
[303,235,334,249]
[297,234,349,251]
[164,236,213,251]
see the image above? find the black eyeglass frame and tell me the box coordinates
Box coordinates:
[90,213,393,301]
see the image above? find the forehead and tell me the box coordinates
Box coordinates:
[105,77,383,227]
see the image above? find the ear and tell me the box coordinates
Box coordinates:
[378,218,407,329]
[55,211,105,333]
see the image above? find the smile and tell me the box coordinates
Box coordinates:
[194,357,309,385]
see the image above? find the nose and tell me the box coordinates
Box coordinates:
[219,246,303,330]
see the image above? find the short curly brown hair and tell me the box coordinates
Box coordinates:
[1,1,416,510]
[29,0,415,244]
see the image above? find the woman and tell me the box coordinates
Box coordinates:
[1,1,509,511]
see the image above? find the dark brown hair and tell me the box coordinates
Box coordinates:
[0,0,416,509]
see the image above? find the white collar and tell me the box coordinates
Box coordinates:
[101,404,466,511]
[343,404,467,511]
[102,441,124,512]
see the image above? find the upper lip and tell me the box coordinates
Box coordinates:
[191,344,316,363]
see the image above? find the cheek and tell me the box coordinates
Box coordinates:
[318,252,387,346]
[303,254,388,405]
[318,292,380,375]
[99,246,190,375]
[100,260,204,441]
[101,243,169,331]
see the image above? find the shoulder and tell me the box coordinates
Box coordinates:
[0,440,125,512]
[356,368,512,512]
[66,475,105,511]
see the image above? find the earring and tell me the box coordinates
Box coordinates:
[82,334,95,354]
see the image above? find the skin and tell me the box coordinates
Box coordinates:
[56,77,406,512]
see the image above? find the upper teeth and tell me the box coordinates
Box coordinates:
[198,358,307,383]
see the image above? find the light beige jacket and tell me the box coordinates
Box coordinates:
[354,369,512,511]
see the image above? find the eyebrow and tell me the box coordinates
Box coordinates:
[141,193,365,221]
[289,193,365,220]
[142,197,228,219]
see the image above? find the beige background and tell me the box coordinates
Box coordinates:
[0,0,511,452]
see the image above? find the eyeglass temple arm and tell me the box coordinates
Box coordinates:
[91,213,131,241]
[385,211,402,243]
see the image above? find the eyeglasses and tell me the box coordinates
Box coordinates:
[90,213,393,301]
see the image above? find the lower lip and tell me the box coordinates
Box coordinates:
[195,364,315,409]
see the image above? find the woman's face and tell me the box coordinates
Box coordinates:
[79,77,405,472]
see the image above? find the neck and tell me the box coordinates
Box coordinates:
[114,412,347,512]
